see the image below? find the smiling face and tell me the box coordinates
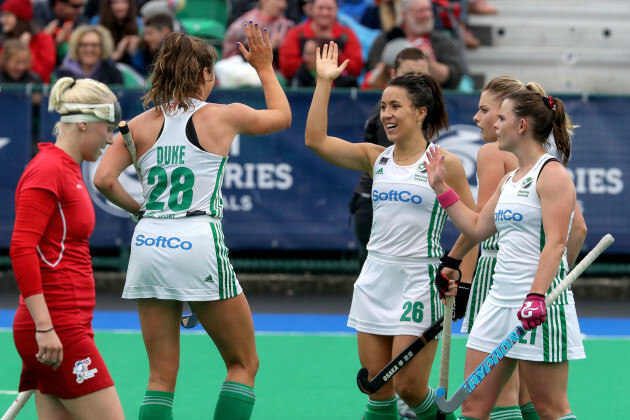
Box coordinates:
[380,85,424,142]
[403,0,434,36]
[473,90,502,143]
[311,0,337,30]
[0,11,17,33]
[4,49,31,80]
[82,121,115,161]
[78,31,103,67]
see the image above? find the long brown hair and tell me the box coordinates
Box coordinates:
[143,33,218,114]
[98,0,138,44]
[507,86,574,165]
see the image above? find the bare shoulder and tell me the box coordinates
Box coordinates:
[538,160,574,191]
[127,107,164,148]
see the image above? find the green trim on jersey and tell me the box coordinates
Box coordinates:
[481,232,499,251]
[464,256,497,333]
[542,304,568,362]
[210,222,237,299]
[427,199,447,258]
[209,157,227,218]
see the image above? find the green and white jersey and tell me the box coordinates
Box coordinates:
[367,145,447,258]
[138,99,226,220]
[489,153,573,308]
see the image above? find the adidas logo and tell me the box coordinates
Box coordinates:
[375,168,384,175]
[204,274,213,283]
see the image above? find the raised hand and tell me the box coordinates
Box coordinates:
[316,41,349,82]
[239,22,273,71]
[425,145,448,193]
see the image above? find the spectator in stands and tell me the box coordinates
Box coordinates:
[0,0,56,83]
[89,0,143,66]
[138,0,186,34]
[278,0,363,81]
[350,47,429,270]
[290,36,357,87]
[0,38,43,84]
[33,0,89,63]
[366,0,464,89]
[223,0,295,66]
[53,24,123,85]
[228,0,304,26]
[132,12,173,77]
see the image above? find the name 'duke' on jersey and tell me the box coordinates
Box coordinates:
[157,146,186,165]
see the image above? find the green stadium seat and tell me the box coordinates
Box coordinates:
[177,0,227,42]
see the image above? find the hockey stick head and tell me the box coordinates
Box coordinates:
[181,312,200,329]
[435,386,467,414]
[356,367,375,394]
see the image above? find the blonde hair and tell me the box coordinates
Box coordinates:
[68,24,115,61]
[49,77,118,137]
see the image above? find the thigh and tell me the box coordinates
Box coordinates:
[357,332,395,399]
[461,348,517,418]
[34,391,71,420]
[61,386,124,420]
[392,336,438,405]
[191,294,258,376]
[137,299,183,385]
[519,360,570,417]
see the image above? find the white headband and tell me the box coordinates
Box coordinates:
[59,102,121,124]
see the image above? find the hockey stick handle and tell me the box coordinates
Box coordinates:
[1,390,34,420]
[435,233,615,414]
[545,233,614,306]
[118,121,142,182]
[438,295,454,390]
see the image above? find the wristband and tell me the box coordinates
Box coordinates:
[437,188,459,208]
[440,255,462,270]
[36,326,54,333]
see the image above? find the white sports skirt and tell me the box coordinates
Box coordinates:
[124,217,242,301]
[467,301,585,362]
[347,252,443,336]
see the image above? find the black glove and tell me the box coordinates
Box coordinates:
[454,282,471,320]
[435,255,462,299]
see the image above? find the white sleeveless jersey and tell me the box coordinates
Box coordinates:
[137,99,226,220]
[476,173,499,253]
[487,153,574,307]
[367,145,447,258]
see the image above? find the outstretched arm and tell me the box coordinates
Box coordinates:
[305,42,381,173]
[426,145,499,243]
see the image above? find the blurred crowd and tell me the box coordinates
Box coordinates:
[0,0,498,91]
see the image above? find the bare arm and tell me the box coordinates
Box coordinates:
[426,145,499,243]
[566,204,587,267]
[305,42,383,173]
[530,163,576,295]
[442,150,478,282]
[94,130,142,215]
[227,24,292,136]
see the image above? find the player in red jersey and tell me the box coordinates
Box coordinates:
[9,77,125,419]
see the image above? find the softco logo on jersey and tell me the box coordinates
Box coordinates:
[373,190,423,204]
[135,234,193,250]
[494,209,523,222]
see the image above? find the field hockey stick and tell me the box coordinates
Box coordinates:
[437,295,454,418]
[357,316,444,394]
[118,121,142,182]
[435,233,615,414]
[1,390,34,420]
[181,303,200,329]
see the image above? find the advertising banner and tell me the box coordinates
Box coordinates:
[0,90,626,255]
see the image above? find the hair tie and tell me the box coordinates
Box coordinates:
[69,80,76,89]
[543,95,555,110]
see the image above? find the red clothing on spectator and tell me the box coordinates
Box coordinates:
[10,143,96,331]
[278,18,364,80]
[28,31,56,83]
